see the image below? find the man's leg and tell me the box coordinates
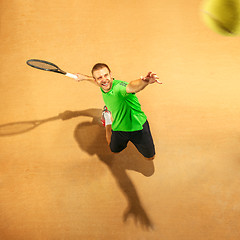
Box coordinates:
[109,130,129,153]
[102,106,112,145]
[102,106,128,152]
[130,120,156,160]
[105,124,112,145]
[145,155,155,161]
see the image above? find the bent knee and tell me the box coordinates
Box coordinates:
[109,144,126,154]
[145,155,155,161]
[112,151,120,155]
[109,147,123,154]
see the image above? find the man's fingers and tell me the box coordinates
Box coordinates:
[150,73,158,78]
[146,72,152,77]
[143,72,162,84]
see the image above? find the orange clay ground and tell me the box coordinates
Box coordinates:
[0,0,240,239]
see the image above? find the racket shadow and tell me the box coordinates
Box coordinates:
[0,108,102,137]
[74,120,155,230]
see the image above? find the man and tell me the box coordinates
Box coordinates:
[76,63,160,160]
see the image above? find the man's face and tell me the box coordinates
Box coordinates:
[93,67,113,92]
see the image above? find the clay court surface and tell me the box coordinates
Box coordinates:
[0,0,240,239]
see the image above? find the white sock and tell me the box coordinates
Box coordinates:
[104,111,112,126]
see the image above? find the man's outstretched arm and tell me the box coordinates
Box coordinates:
[126,72,161,94]
[75,73,98,86]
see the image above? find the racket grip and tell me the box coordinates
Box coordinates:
[65,72,78,79]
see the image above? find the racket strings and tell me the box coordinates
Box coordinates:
[27,60,58,71]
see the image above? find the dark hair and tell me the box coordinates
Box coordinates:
[91,63,111,76]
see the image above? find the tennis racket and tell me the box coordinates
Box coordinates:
[26,59,78,79]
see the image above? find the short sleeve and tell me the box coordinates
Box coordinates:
[117,81,129,98]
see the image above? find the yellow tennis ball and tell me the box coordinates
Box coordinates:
[201,0,240,36]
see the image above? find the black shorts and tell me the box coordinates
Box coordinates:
[110,120,155,158]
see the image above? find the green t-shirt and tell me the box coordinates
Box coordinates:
[101,80,147,131]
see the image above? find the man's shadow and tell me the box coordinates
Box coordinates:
[0,108,155,230]
[71,109,155,230]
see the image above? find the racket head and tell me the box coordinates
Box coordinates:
[26,59,66,74]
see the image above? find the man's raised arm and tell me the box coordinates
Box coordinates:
[126,72,161,94]
[75,73,98,86]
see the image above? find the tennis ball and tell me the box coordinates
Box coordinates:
[201,0,240,36]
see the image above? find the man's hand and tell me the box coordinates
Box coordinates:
[141,72,161,84]
[75,73,99,86]
[126,71,161,93]
[75,73,93,82]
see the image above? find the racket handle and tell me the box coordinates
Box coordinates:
[65,72,78,79]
